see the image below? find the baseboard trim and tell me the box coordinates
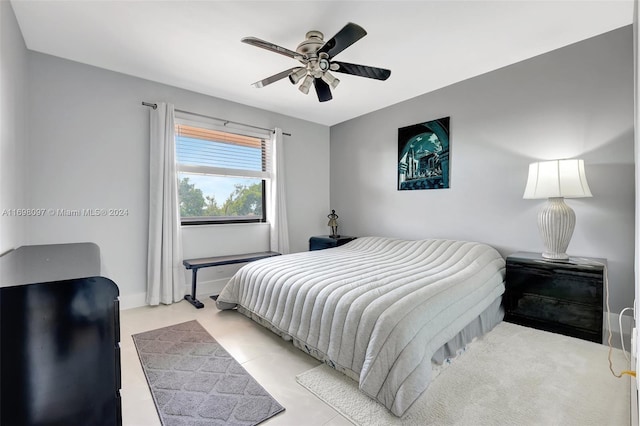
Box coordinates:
[193,278,229,299]
[119,291,147,310]
[119,278,231,310]
[607,312,634,332]
[606,312,633,350]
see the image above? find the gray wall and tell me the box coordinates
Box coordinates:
[0,1,28,254]
[22,52,330,307]
[330,26,634,314]
[3,0,634,315]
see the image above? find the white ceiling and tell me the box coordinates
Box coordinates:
[10,0,634,126]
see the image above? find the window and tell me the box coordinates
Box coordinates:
[175,116,271,225]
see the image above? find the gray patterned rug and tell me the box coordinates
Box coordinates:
[132,320,284,426]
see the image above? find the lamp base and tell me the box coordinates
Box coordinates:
[538,197,575,261]
[541,251,570,261]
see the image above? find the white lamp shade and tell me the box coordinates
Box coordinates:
[523,159,592,199]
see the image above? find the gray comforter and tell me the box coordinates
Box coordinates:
[216,236,505,416]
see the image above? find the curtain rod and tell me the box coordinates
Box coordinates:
[141,102,291,136]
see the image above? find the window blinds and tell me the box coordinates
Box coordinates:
[175,123,271,180]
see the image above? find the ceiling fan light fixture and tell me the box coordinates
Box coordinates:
[318,52,330,72]
[321,71,340,89]
[299,75,314,94]
[288,67,308,84]
[242,23,391,102]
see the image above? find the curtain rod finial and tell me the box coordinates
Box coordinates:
[142,102,158,110]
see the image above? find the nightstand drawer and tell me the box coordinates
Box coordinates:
[506,264,600,305]
[509,293,602,332]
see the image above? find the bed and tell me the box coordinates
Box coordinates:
[216,236,506,416]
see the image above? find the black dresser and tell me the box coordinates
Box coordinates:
[504,251,605,343]
[0,243,121,426]
[309,235,356,251]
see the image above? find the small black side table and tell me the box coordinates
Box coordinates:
[504,251,606,343]
[309,235,356,251]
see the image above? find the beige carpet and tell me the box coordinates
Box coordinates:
[296,322,630,426]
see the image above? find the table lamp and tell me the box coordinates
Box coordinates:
[523,159,592,260]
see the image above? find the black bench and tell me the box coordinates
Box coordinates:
[182,251,281,308]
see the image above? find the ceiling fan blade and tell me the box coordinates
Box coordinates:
[318,22,367,59]
[314,78,333,102]
[251,67,299,88]
[331,61,391,81]
[241,36,301,60]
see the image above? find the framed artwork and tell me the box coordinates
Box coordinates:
[397,116,450,191]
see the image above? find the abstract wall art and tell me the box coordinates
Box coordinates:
[397,117,450,191]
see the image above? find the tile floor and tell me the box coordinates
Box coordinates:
[120,297,352,426]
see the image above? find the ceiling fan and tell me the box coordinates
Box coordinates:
[241,22,391,102]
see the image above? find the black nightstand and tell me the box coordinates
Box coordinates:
[309,235,356,251]
[504,252,606,343]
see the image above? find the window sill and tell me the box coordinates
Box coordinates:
[180,221,270,230]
